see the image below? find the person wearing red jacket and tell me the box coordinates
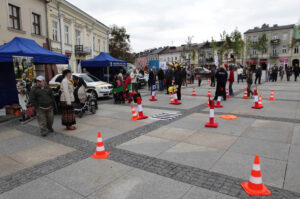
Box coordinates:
[228,65,235,96]
[124,73,132,103]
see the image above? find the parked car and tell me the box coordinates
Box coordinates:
[49,73,113,99]
[194,67,211,78]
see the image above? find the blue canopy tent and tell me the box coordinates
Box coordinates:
[0,37,69,108]
[81,52,127,82]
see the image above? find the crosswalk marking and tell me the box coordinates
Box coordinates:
[150,112,182,120]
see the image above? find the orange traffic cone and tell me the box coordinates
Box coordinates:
[205,98,210,107]
[269,90,275,101]
[243,89,248,99]
[226,88,230,98]
[136,96,148,119]
[252,89,262,109]
[149,90,158,101]
[169,93,175,104]
[207,88,211,97]
[208,78,210,83]
[205,99,218,128]
[215,96,223,108]
[130,105,139,120]
[192,87,197,96]
[91,132,110,159]
[258,95,263,108]
[241,155,271,196]
[172,92,182,105]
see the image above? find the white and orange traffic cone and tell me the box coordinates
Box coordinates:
[207,88,211,97]
[258,95,263,109]
[205,98,210,107]
[137,96,148,119]
[243,89,248,99]
[205,99,218,128]
[241,155,271,196]
[192,87,197,96]
[91,132,110,159]
[172,92,181,105]
[269,90,275,101]
[169,93,175,104]
[208,78,210,83]
[149,90,158,101]
[215,96,223,108]
[252,89,262,109]
[226,88,230,98]
[130,105,139,120]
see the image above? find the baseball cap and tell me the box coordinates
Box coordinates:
[36,76,45,81]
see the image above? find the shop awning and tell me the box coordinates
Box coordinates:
[0,37,69,64]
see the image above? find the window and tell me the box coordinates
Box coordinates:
[272,46,277,55]
[252,48,256,55]
[282,45,287,53]
[295,45,299,54]
[8,4,20,30]
[103,41,106,52]
[32,13,40,35]
[252,36,258,42]
[282,33,288,41]
[52,21,58,41]
[75,30,81,45]
[93,36,95,51]
[98,39,101,51]
[272,33,278,40]
[64,25,69,44]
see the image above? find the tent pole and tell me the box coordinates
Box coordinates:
[107,66,109,83]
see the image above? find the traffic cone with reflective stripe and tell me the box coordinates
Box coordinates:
[269,90,275,101]
[136,96,148,120]
[226,88,230,98]
[243,89,248,99]
[130,105,139,120]
[169,93,175,104]
[205,98,210,107]
[215,96,223,108]
[172,92,182,105]
[149,90,158,101]
[192,87,197,96]
[241,155,271,196]
[207,88,211,97]
[91,132,110,159]
[208,78,210,83]
[252,89,262,109]
[258,95,264,108]
[205,99,218,128]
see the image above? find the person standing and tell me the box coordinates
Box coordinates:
[149,67,157,94]
[214,66,228,101]
[130,68,139,92]
[157,67,165,91]
[246,68,254,97]
[279,65,284,81]
[228,66,234,96]
[174,66,183,100]
[255,66,262,84]
[118,69,124,82]
[272,64,278,82]
[210,66,216,87]
[182,67,187,87]
[60,70,76,130]
[294,64,300,81]
[165,63,173,94]
[286,65,292,81]
[237,66,243,83]
[29,76,55,136]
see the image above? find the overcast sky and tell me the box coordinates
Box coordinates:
[68,0,299,52]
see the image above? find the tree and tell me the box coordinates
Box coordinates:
[109,25,133,62]
[255,33,268,56]
[181,36,194,65]
[230,29,244,63]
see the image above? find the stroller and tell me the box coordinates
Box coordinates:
[74,93,97,118]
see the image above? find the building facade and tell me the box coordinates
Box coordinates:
[0,0,48,76]
[291,24,300,67]
[244,24,295,69]
[47,0,109,73]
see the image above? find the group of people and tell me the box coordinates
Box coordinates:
[267,64,300,82]
[29,69,82,136]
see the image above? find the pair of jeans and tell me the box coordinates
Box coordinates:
[237,74,243,83]
[229,82,233,95]
[158,80,164,91]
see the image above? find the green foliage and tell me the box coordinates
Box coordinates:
[255,33,268,55]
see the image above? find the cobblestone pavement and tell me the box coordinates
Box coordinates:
[1,74,300,198]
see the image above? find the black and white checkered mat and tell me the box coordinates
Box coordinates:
[150,113,182,120]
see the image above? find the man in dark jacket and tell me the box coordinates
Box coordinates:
[157,67,165,91]
[174,66,183,100]
[29,76,55,136]
[148,67,157,91]
[255,66,262,84]
[210,66,216,87]
[165,63,174,94]
[294,64,300,81]
[214,66,228,100]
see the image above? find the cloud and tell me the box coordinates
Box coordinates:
[68,0,300,52]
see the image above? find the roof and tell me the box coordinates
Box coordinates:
[244,24,295,34]
[81,52,126,67]
[149,47,168,55]
[0,37,69,64]
[160,46,185,54]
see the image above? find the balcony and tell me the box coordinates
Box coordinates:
[250,54,258,58]
[270,53,279,58]
[270,39,280,45]
[75,45,91,55]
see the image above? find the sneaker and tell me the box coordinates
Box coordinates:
[48,128,54,133]
[41,131,47,137]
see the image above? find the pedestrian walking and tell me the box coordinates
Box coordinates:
[228,65,234,96]
[182,67,187,87]
[196,73,202,87]
[60,69,76,130]
[186,68,191,84]
[293,64,300,81]
[157,67,165,91]
[165,63,173,94]
[130,68,138,92]
[279,66,284,81]
[272,65,278,82]
[149,67,157,94]
[237,66,243,83]
[174,66,183,100]
[255,66,262,84]
[246,68,254,97]
[29,76,55,136]
[214,66,228,101]
[286,65,292,81]
[210,66,216,87]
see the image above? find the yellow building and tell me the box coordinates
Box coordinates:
[47,0,109,72]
